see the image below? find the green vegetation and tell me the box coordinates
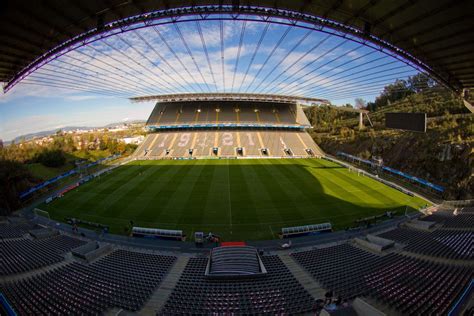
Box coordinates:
[0,159,37,215]
[305,75,473,200]
[0,128,140,215]
[26,163,73,180]
[42,158,427,240]
[35,149,66,167]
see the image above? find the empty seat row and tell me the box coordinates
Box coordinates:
[292,243,473,315]
[0,222,37,239]
[137,130,323,158]
[2,249,176,315]
[421,211,474,228]
[160,255,315,314]
[0,235,86,275]
[378,228,473,260]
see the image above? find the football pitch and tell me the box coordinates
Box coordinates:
[42,158,427,240]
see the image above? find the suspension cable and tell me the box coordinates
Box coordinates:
[174,23,212,92]
[99,40,175,94]
[22,78,129,98]
[301,66,415,96]
[285,60,401,97]
[35,67,137,95]
[57,55,156,96]
[196,21,218,91]
[282,44,366,95]
[231,21,247,92]
[133,30,198,93]
[307,71,418,98]
[28,72,130,96]
[244,25,293,93]
[291,53,387,91]
[78,47,162,95]
[325,85,446,101]
[238,22,271,91]
[220,19,226,92]
[258,33,332,94]
[116,35,181,93]
[294,63,408,96]
[269,39,349,94]
[251,29,312,93]
[152,26,204,93]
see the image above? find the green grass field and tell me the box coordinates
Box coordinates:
[42,158,427,240]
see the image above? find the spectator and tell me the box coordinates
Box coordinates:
[324,290,333,305]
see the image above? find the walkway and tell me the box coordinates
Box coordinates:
[279,252,327,300]
[138,256,190,315]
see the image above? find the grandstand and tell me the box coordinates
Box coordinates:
[1,1,474,315]
[0,207,472,315]
[134,96,324,159]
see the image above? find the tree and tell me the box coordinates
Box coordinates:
[35,149,66,167]
[0,159,37,215]
[407,73,436,93]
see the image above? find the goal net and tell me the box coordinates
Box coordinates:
[349,167,363,176]
[33,208,50,219]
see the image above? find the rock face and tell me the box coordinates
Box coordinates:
[305,91,473,200]
[317,128,473,200]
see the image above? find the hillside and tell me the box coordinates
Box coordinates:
[306,85,473,200]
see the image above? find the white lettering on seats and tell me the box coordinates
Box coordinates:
[178,133,191,147]
[245,133,255,146]
[158,134,169,147]
[222,132,233,146]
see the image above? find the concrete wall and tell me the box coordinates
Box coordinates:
[354,238,383,252]
[366,234,395,250]
[353,298,386,316]
[406,219,435,231]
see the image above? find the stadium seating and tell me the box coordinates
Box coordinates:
[160,255,315,314]
[0,212,472,315]
[0,221,37,239]
[0,235,86,275]
[364,255,472,315]
[421,210,474,229]
[291,244,387,299]
[136,130,323,159]
[2,250,176,314]
[291,243,472,315]
[136,99,321,159]
[146,101,299,125]
[378,228,473,260]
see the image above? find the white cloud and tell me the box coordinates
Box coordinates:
[1,19,420,140]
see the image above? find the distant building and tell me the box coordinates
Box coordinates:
[121,136,145,145]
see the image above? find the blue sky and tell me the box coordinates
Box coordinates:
[0,18,419,141]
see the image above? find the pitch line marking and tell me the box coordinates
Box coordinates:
[227,159,233,233]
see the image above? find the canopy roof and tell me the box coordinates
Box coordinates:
[1,0,473,93]
[130,93,329,105]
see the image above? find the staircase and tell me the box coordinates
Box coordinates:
[138,256,189,315]
[279,253,327,300]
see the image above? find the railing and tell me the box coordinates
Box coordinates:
[442,200,474,208]
[19,154,121,199]
[0,293,16,316]
[448,279,473,316]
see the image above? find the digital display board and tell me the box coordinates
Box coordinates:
[385,112,427,132]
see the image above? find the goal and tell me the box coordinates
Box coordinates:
[349,167,363,176]
[33,208,50,219]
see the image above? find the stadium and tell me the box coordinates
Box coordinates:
[0,1,473,315]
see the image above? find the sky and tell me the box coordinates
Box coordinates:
[0,17,420,141]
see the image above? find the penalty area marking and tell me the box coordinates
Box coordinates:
[269,225,274,237]
[227,159,233,234]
